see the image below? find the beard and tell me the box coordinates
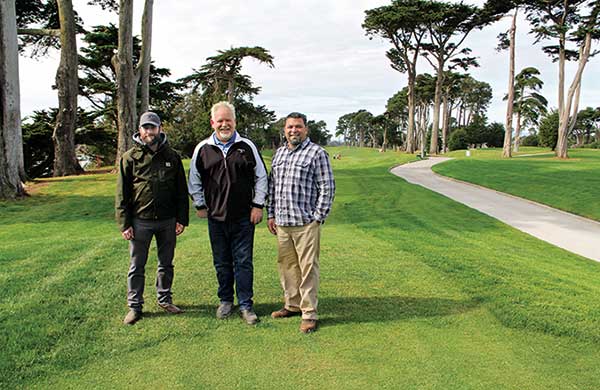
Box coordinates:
[289,136,302,146]
[217,128,233,141]
[143,134,159,145]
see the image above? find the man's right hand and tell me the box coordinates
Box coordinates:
[121,227,134,240]
[267,218,277,235]
[196,209,208,218]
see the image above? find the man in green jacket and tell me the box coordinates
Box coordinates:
[116,112,189,325]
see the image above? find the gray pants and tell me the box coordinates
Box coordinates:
[127,217,177,311]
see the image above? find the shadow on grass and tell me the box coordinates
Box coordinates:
[318,296,481,327]
[146,296,479,326]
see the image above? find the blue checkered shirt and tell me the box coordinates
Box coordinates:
[267,138,335,226]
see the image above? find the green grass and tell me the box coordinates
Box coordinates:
[1,146,600,389]
[433,147,600,221]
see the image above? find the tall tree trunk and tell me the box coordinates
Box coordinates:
[53,0,82,177]
[441,92,449,153]
[114,0,137,163]
[369,132,377,148]
[513,110,522,153]
[406,73,416,153]
[382,127,387,152]
[503,9,518,158]
[429,61,444,155]
[227,76,235,103]
[0,0,25,198]
[137,0,154,113]
[584,128,591,144]
[556,33,591,159]
[359,128,365,148]
[419,105,427,158]
[557,32,566,119]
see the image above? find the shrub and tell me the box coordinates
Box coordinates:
[582,141,600,149]
[538,111,559,150]
[484,122,505,147]
[521,134,539,147]
[448,128,469,151]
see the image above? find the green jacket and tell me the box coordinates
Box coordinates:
[115,133,189,231]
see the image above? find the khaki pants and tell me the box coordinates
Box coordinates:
[276,221,321,320]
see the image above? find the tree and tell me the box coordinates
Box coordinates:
[17,0,83,176]
[573,107,600,146]
[509,67,547,152]
[180,46,274,104]
[306,120,332,146]
[421,1,488,155]
[336,112,356,146]
[448,128,468,151]
[1,0,26,198]
[495,2,520,158]
[483,122,505,147]
[113,0,155,163]
[363,0,429,153]
[79,23,182,158]
[414,73,436,155]
[351,110,374,148]
[524,0,600,158]
[483,0,527,157]
[386,89,409,149]
[21,108,114,178]
[114,0,136,162]
[538,110,559,150]
[440,71,465,153]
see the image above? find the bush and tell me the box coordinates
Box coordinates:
[448,128,469,151]
[521,134,539,147]
[484,122,505,147]
[538,111,559,150]
[582,141,600,149]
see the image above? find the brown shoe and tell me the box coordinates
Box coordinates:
[271,307,301,319]
[300,319,318,333]
[158,303,184,314]
[123,309,142,325]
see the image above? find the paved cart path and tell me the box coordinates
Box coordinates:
[391,157,600,263]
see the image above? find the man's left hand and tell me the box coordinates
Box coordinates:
[250,207,263,225]
[175,223,185,235]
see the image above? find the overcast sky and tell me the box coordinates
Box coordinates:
[18,0,600,135]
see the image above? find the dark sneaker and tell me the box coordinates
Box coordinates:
[158,303,184,314]
[216,302,233,319]
[271,307,301,319]
[123,309,142,325]
[300,319,318,333]
[240,309,259,325]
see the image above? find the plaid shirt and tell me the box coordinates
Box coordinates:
[267,138,335,226]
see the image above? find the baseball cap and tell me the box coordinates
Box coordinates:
[139,111,161,127]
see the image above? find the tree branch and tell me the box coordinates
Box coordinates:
[17,28,60,37]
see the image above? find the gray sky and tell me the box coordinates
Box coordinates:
[18,0,600,135]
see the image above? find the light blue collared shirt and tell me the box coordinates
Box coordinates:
[213,132,236,156]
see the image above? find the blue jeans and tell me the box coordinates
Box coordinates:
[208,217,255,310]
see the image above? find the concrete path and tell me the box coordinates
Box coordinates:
[391,157,600,263]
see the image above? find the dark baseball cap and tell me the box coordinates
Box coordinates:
[139,111,161,127]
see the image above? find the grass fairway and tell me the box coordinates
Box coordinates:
[433,148,600,221]
[1,146,600,389]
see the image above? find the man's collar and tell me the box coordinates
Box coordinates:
[212,131,238,146]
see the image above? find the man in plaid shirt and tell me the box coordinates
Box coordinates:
[267,112,335,333]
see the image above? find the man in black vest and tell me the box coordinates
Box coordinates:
[188,101,268,325]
